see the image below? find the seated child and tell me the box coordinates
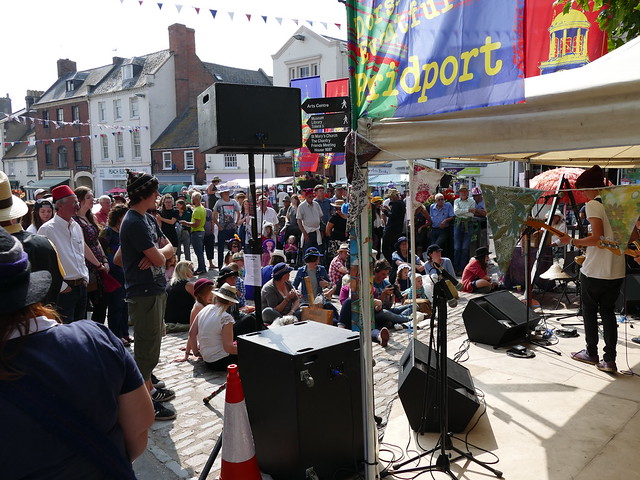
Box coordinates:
[284,235,299,266]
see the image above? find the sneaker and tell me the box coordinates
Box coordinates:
[152,387,175,403]
[378,327,390,348]
[154,402,176,421]
[632,337,640,345]
[596,360,617,373]
[571,349,599,365]
[151,374,165,389]
[418,318,431,330]
[393,324,404,331]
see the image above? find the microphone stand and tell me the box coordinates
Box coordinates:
[384,277,502,479]
[522,225,561,356]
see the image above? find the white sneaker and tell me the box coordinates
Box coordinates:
[393,324,404,331]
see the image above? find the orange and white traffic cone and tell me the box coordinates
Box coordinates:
[220,364,262,480]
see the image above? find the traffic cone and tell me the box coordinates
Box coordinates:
[220,364,262,480]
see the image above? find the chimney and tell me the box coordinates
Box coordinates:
[168,23,197,113]
[57,58,77,78]
[25,90,43,110]
[0,94,11,115]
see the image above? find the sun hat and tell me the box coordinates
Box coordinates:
[282,196,291,203]
[193,278,214,297]
[51,185,75,203]
[413,272,424,281]
[34,188,47,197]
[475,246,491,258]
[458,184,469,191]
[0,228,51,313]
[426,244,442,257]
[304,246,324,261]
[371,196,383,205]
[218,266,239,283]
[331,199,346,208]
[214,283,239,304]
[212,176,221,182]
[313,184,325,191]
[337,243,349,252]
[394,236,408,250]
[0,171,28,222]
[272,262,293,280]
[271,249,286,261]
[385,188,400,198]
[397,263,410,274]
[232,251,244,261]
[471,187,482,196]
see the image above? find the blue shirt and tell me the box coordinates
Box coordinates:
[315,197,332,223]
[430,202,454,228]
[293,264,330,299]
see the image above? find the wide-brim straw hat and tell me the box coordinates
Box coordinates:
[0,171,28,222]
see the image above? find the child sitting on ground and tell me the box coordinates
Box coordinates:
[176,278,214,362]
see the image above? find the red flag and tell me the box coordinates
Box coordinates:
[298,148,319,172]
[525,0,607,77]
[325,78,349,98]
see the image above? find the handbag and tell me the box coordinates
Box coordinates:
[101,270,122,293]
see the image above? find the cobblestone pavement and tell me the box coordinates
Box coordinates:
[133,282,480,480]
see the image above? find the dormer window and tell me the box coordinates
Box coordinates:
[66,80,75,92]
[123,64,134,80]
[215,74,223,81]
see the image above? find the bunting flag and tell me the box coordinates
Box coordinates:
[600,185,640,246]
[413,164,445,205]
[481,184,544,274]
[0,112,148,132]
[118,0,344,30]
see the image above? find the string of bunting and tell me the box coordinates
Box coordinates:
[3,131,138,148]
[1,112,149,132]
[119,0,343,30]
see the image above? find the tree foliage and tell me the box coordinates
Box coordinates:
[557,0,640,49]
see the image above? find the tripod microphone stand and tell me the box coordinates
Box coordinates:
[384,277,503,479]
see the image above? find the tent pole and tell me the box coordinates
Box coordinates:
[408,159,418,339]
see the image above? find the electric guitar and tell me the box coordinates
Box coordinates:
[524,218,639,258]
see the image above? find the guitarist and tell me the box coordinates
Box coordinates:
[559,165,625,373]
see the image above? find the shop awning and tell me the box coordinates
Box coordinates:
[24,177,69,190]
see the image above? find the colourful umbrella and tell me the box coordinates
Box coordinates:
[529,167,589,204]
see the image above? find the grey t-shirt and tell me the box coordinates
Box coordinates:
[120,209,166,298]
[214,199,240,231]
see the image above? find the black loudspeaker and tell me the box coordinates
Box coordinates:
[616,274,640,313]
[197,83,302,154]
[398,339,480,433]
[463,290,541,347]
[237,321,363,480]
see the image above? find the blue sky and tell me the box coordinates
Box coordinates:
[1,0,347,112]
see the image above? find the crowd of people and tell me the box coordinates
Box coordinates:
[2,163,634,475]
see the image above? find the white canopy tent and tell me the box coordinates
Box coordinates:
[359,35,640,168]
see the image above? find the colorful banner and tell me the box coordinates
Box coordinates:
[600,185,640,247]
[325,78,349,97]
[291,77,322,100]
[348,0,525,119]
[525,0,607,77]
[481,184,544,274]
[292,77,322,173]
[413,164,445,204]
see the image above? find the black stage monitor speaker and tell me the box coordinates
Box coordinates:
[398,338,480,433]
[463,290,541,347]
[197,83,302,154]
[237,321,363,480]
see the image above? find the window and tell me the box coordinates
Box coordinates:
[56,108,64,122]
[116,134,124,158]
[223,153,237,168]
[66,80,75,92]
[162,152,172,170]
[131,131,141,158]
[113,99,122,120]
[57,146,68,168]
[290,63,320,80]
[101,135,109,160]
[289,67,296,81]
[27,160,35,176]
[42,111,50,128]
[184,150,195,170]
[72,106,80,122]
[298,65,310,78]
[74,141,82,163]
[122,64,133,80]
[129,97,139,118]
[98,101,106,122]
[45,144,52,164]
[7,162,15,176]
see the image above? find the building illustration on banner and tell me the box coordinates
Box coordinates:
[539,8,592,74]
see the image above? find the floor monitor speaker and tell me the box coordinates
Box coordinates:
[398,338,480,433]
[463,290,541,346]
[237,321,363,480]
[616,273,640,313]
[197,83,302,154]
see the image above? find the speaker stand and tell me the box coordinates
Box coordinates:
[384,280,502,479]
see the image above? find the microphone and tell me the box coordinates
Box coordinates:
[432,262,463,291]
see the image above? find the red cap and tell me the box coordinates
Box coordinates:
[51,185,75,202]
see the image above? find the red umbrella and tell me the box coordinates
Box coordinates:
[529,167,590,204]
[108,187,127,194]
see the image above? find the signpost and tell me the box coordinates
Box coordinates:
[302,96,351,154]
[307,131,349,154]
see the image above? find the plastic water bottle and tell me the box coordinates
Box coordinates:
[617,314,627,324]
